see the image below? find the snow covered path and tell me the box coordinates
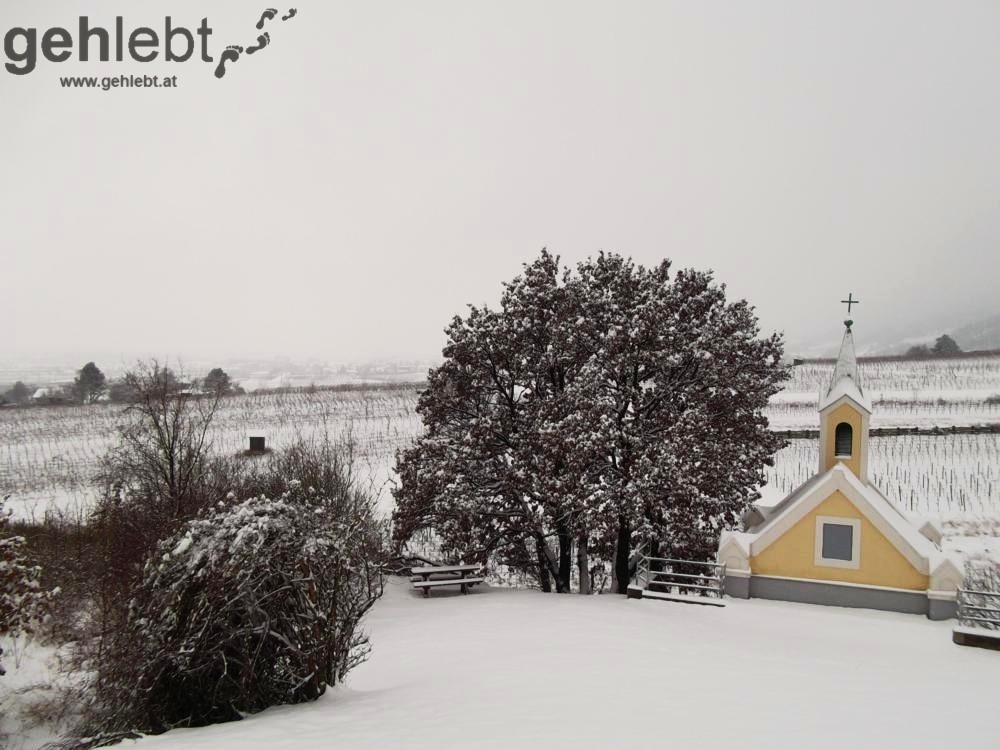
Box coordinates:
[131,578,999,750]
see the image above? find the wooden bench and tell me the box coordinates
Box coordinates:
[411,564,484,597]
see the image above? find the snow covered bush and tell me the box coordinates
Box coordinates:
[74,480,384,743]
[1,497,57,677]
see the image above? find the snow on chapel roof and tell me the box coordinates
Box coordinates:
[819,320,872,413]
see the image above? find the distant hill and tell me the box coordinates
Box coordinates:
[789,310,1000,360]
[949,312,1000,352]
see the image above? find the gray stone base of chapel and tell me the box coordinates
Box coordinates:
[723,575,750,599]
[742,575,950,618]
[927,597,957,621]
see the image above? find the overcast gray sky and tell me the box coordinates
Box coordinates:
[3,0,999,363]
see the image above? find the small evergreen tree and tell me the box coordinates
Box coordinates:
[3,381,32,405]
[932,334,961,355]
[74,362,107,403]
[202,367,233,396]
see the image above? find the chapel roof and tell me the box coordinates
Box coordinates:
[746,464,944,574]
[819,320,872,412]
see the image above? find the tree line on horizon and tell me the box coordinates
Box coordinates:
[905,333,963,359]
[0,363,243,407]
[2,331,972,411]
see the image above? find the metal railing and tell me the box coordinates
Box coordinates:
[633,543,727,601]
[957,588,1000,630]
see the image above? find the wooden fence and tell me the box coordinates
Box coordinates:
[633,544,727,603]
[953,588,1000,651]
[775,423,1000,440]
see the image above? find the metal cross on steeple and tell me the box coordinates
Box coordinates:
[841,293,860,315]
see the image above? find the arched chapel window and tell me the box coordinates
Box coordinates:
[835,422,853,458]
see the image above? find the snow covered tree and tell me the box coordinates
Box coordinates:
[392,251,584,592]
[76,481,384,739]
[392,250,787,593]
[563,257,787,588]
[0,497,57,677]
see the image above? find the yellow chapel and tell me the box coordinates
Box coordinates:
[717,314,963,619]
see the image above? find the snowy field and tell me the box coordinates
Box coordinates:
[83,578,998,750]
[765,399,1000,430]
[2,355,999,521]
[777,355,1000,403]
[769,355,1000,429]
[0,387,423,519]
[764,434,1000,514]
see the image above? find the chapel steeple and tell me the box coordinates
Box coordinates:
[818,298,872,482]
[826,319,861,398]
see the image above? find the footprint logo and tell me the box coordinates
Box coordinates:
[216,9,297,80]
[246,33,270,55]
[214,45,243,79]
[256,8,278,29]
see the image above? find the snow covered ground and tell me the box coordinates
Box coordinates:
[0,640,64,750]
[105,578,998,750]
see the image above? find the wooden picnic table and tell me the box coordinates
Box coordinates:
[411,564,481,581]
[410,564,485,597]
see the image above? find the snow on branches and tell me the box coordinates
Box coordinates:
[392,250,788,593]
[0,497,57,676]
[78,483,385,737]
